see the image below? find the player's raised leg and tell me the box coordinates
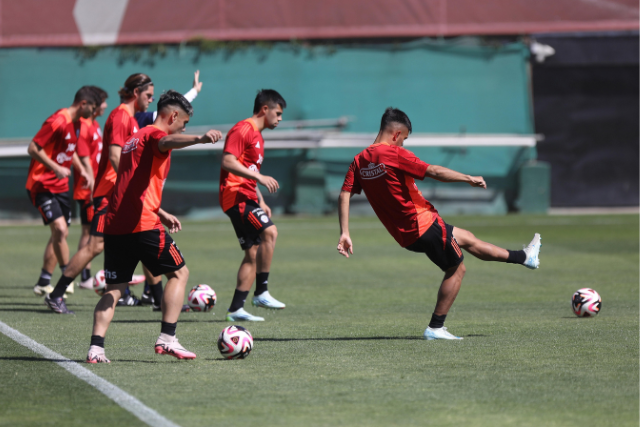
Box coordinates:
[154,266,196,359]
[252,224,285,309]
[453,227,541,269]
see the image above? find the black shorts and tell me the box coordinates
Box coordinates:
[225,199,274,250]
[27,190,71,226]
[90,196,109,237]
[76,199,95,226]
[406,217,464,272]
[103,228,186,285]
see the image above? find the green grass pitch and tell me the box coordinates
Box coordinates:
[0,214,638,427]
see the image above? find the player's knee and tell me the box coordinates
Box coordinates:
[457,262,466,276]
[262,225,278,242]
[175,265,189,282]
[91,239,104,256]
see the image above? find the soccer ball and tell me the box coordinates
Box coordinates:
[217,325,253,359]
[94,270,107,296]
[571,288,602,317]
[187,284,216,312]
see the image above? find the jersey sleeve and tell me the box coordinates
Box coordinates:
[223,124,249,158]
[397,148,429,180]
[111,111,132,148]
[75,122,91,157]
[150,129,170,159]
[341,160,362,194]
[32,115,65,148]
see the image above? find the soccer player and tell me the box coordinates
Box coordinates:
[86,91,222,363]
[27,87,97,301]
[74,86,108,289]
[220,89,287,322]
[45,73,156,313]
[337,108,541,340]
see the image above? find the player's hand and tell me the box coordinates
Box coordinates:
[54,166,71,179]
[469,176,487,189]
[199,130,222,144]
[337,234,353,258]
[80,169,94,191]
[159,211,182,234]
[259,200,272,217]
[193,70,203,93]
[258,175,279,193]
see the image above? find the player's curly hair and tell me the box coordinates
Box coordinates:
[118,73,153,99]
[157,90,193,117]
[380,107,412,134]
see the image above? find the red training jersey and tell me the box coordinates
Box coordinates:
[341,142,438,248]
[73,117,103,201]
[93,104,139,199]
[26,109,90,195]
[105,126,171,235]
[219,119,265,212]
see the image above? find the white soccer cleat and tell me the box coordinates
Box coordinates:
[523,233,541,270]
[226,307,264,322]
[33,284,53,296]
[79,277,94,290]
[65,282,74,294]
[86,345,110,364]
[154,333,196,360]
[251,291,286,309]
[424,326,463,340]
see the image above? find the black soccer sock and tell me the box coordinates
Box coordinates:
[229,290,249,312]
[506,250,526,264]
[37,269,52,287]
[49,275,74,299]
[81,268,91,282]
[161,321,177,337]
[149,282,163,306]
[90,335,105,348]
[428,313,447,329]
[255,272,269,296]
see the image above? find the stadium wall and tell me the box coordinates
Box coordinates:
[0,38,536,218]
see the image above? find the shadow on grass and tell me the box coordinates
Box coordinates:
[0,308,58,314]
[255,336,424,342]
[0,302,49,307]
[112,319,226,323]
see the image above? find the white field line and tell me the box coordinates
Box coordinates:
[0,320,181,427]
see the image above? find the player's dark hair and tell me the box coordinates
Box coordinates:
[157,90,193,117]
[380,107,412,134]
[118,73,153,99]
[89,86,108,103]
[73,86,100,106]
[253,89,286,114]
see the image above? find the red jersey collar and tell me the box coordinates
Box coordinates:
[245,118,259,131]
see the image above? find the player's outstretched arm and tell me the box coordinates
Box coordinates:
[221,153,279,193]
[337,190,354,258]
[425,165,486,188]
[158,130,222,153]
[158,208,182,233]
[27,141,70,179]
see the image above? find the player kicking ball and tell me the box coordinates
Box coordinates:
[337,108,541,340]
[220,89,287,322]
[87,91,222,363]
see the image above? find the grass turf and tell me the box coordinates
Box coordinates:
[0,214,637,427]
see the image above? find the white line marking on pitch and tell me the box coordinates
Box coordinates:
[0,320,181,427]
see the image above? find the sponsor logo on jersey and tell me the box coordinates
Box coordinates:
[66,143,76,152]
[104,269,117,280]
[360,162,387,180]
[257,154,263,165]
[248,164,258,172]
[122,138,139,154]
[56,152,73,164]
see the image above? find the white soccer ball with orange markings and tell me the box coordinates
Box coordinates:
[187,284,216,312]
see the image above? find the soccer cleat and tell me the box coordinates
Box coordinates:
[151,304,191,312]
[226,307,264,322]
[129,275,145,285]
[117,293,141,306]
[33,284,53,296]
[140,292,154,305]
[65,282,74,294]
[79,277,94,290]
[523,233,542,270]
[86,345,110,364]
[424,326,463,340]
[44,294,75,314]
[251,291,286,309]
[154,333,196,360]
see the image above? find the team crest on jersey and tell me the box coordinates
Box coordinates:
[360,162,387,180]
[122,138,139,154]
